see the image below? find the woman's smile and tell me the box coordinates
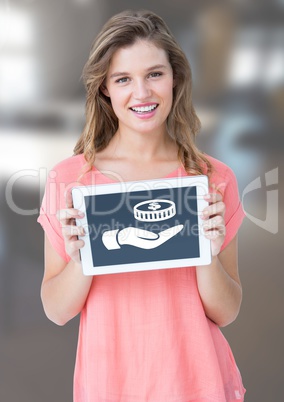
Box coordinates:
[129,102,159,118]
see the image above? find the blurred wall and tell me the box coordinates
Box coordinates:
[0,1,283,401]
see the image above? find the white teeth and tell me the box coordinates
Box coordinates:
[131,104,158,113]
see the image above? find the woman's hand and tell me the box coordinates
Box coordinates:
[202,191,226,257]
[56,191,85,264]
[198,191,243,326]
[41,191,92,326]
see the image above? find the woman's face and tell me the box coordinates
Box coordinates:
[103,40,174,136]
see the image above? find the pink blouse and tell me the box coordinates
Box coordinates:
[38,153,246,402]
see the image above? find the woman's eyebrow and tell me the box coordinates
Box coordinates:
[109,64,168,79]
[145,64,167,72]
[109,71,129,79]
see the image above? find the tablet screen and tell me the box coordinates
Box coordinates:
[72,176,211,275]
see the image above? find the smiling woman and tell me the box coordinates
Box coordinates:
[38,9,246,402]
[73,10,210,177]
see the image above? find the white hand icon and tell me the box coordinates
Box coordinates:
[102,224,184,250]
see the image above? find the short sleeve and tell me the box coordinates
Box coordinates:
[219,167,245,252]
[37,169,71,262]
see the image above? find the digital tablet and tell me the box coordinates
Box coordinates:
[72,175,211,275]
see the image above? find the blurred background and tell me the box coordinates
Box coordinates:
[0,0,283,401]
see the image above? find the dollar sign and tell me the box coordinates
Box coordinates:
[148,202,161,211]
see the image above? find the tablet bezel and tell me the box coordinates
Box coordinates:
[72,175,211,275]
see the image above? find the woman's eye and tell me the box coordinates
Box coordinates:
[116,77,129,83]
[149,72,162,78]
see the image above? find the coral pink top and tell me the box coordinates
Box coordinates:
[38,154,246,402]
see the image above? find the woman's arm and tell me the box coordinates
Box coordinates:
[196,192,242,327]
[196,235,242,327]
[41,196,92,326]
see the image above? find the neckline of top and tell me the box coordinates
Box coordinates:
[91,164,187,183]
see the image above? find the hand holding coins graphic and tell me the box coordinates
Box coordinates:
[102,199,184,250]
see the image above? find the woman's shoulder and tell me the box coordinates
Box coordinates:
[204,153,228,171]
[203,154,237,185]
[49,153,86,182]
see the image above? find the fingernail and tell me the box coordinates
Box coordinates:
[78,211,84,217]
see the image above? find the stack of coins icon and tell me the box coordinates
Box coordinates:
[133,199,176,222]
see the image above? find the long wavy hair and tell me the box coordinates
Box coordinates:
[74,9,212,176]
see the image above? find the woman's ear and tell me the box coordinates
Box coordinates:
[100,84,110,97]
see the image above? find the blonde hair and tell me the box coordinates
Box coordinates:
[74,9,212,176]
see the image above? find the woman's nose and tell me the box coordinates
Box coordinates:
[133,79,151,99]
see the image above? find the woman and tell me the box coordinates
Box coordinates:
[38,10,246,402]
